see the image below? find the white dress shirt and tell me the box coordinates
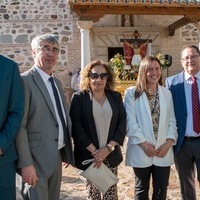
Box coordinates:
[184,71,200,137]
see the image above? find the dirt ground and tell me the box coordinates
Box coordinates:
[16,140,200,200]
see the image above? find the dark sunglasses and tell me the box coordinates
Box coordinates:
[89,72,109,80]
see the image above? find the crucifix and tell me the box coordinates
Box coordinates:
[120,31,152,66]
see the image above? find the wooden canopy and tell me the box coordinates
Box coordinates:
[68,0,200,36]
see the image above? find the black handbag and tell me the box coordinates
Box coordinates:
[107,145,123,168]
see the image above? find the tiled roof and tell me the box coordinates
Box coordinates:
[70,0,200,6]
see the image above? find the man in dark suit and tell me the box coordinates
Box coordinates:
[166,45,200,200]
[0,55,24,199]
[16,34,74,200]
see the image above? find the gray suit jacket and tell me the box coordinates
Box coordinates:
[16,67,74,178]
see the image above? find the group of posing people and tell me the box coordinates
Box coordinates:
[0,33,200,200]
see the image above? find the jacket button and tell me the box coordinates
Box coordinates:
[55,138,58,142]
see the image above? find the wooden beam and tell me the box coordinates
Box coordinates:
[168,17,191,36]
[120,39,152,43]
[69,2,200,32]
[168,14,200,36]
[79,14,105,22]
[70,5,200,16]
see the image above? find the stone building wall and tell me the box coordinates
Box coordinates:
[0,1,199,102]
[0,0,78,102]
[167,24,199,76]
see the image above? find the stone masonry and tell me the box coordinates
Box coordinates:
[0,1,199,103]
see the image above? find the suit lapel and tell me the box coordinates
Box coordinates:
[137,92,155,138]
[158,86,166,132]
[176,72,187,111]
[140,92,152,118]
[30,68,57,121]
[85,92,99,147]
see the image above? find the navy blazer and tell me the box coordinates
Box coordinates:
[166,71,187,154]
[70,90,126,170]
[0,55,24,164]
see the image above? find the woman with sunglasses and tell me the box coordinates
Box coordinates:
[124,56,177,200]
[70,60,126,200]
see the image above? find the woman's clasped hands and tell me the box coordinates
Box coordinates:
[92,147,110,168]
[141,141,172,158]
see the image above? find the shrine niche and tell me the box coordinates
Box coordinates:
[110,31,156,81]
[109,30,159,95]
[121,30,154,68]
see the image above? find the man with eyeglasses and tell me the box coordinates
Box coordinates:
[166,45,200,200]
[16,34,74,200]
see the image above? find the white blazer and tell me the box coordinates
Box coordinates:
[124,85,177,168]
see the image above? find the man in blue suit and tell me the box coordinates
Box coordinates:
[0,55,24,199]
[166,45,200,200]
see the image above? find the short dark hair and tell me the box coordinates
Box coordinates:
[181,45,200,58]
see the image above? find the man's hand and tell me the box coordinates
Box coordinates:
[62,162,69,168]
[21,165,39,187]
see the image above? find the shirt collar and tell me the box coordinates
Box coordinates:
[34,66,54,83]
[184,71,200,81]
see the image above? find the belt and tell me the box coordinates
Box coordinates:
[184,136,200,141]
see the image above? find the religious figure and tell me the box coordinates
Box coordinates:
[124,40,148,67]
[130,41,148,66]
[122,31,150,67]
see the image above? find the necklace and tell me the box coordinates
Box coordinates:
[146,88,158,114]
[146,88,157,96]
[151,93,158,114]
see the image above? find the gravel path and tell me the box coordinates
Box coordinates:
[16,140,200,200]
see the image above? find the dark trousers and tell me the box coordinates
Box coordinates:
[0,162,16,200]
[175,138,200,200]
[133,165,170,200]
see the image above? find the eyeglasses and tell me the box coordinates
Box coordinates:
[37,46,60,55]
[181,55,199,62]
[89,72,109,80]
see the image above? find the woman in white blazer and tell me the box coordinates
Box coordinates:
[124,56,177,200]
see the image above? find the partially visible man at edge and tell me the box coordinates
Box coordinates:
[166,45,200,200]
[16,34,74,200]
[0,54,24,199]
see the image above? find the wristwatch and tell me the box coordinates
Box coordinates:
[107,144,115,153]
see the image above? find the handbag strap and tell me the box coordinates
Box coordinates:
[82,159,94,165]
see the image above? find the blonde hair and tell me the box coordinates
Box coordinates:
[135,56,163,99]
[80,60,116,91]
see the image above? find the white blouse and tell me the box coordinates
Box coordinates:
[92,97,112,148]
